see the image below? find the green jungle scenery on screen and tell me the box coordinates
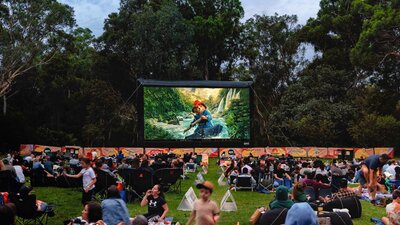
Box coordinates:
[144,87,250,140]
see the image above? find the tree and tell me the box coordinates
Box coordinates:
[239,14,304,145]
[0,0,75,97]
[177,0,244,80]
[300,0,364,70]
[351,0,400,69]
[100,0,199,81]
[269,65,356,146]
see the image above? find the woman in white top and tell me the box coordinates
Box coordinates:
[13,160,25,183]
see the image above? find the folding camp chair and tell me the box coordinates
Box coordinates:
[153,168,183,193]
[235,176,254,191]
[30,169,46,187]
[0,170,21,193]
[185,163,197,172]
[13,194,52,225]
[93,169,117,200]
[127,169,153,199]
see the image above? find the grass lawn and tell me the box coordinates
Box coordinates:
[33,158,385,225]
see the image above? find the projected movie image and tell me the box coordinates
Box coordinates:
[144,87,250,140]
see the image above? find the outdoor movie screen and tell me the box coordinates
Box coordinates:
[143,86,250,141]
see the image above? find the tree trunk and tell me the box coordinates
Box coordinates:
[204,60,209,80]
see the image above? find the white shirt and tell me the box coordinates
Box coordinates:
[241,165,253,174]
[24,156,32,163]
[386,165,399,178]
[92,151,98,159]
[13,165,25,183]
[316,168,328,176]
[80,168,96,190]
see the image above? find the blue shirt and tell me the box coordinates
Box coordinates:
[192,109,213,129]
[32,162,42,169]
[101,198,130,225]
[364,155,384,170]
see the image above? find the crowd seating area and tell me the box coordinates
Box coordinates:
[0,150,398,225]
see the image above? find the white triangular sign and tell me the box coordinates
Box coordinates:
[196,172,205,184]
[220,190,237,212]
[218,173,227,186]
[202,165,208,174]
[177,187,198,211]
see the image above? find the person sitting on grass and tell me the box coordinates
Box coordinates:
[285,203,317,225]
[67,202,106,225]
[269,186,294,210]
[274,163,291,187]
[101,185,130,225]
[291,182,308,202]
[186,181,220,225]
[302,170,330,191]
[382,189,400,225]
[132,215,148,225]
[320,178,356,203]
[140,184,169,222]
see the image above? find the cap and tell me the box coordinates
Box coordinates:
[276,186,289,200]
[196,181,214,193]
[193,100,207,109]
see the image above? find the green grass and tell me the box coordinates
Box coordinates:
[33,159,385,225]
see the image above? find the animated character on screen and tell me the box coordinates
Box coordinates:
[184,100,223,139]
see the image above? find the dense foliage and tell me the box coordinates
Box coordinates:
[0,0,399,150]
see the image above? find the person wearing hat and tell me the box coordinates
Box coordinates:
[269,186,294,209]
[186,181,220,225]
[285,203,318,225]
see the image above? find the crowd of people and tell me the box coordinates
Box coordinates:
[0,149,399,225]
[220,152,400,225]
[0,150,214,225]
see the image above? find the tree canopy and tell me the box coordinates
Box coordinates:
[0,0,399,150]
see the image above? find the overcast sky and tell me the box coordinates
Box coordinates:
[59,0,321,36]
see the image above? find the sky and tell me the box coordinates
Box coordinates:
[59,0,321,37]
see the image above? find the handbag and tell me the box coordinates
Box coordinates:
[249,207,264,225]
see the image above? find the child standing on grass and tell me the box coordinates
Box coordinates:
[186,181,220,225]
[64,158,97,205]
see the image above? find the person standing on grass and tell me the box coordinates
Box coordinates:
[64,158,97,205]
[186,181,220,225]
